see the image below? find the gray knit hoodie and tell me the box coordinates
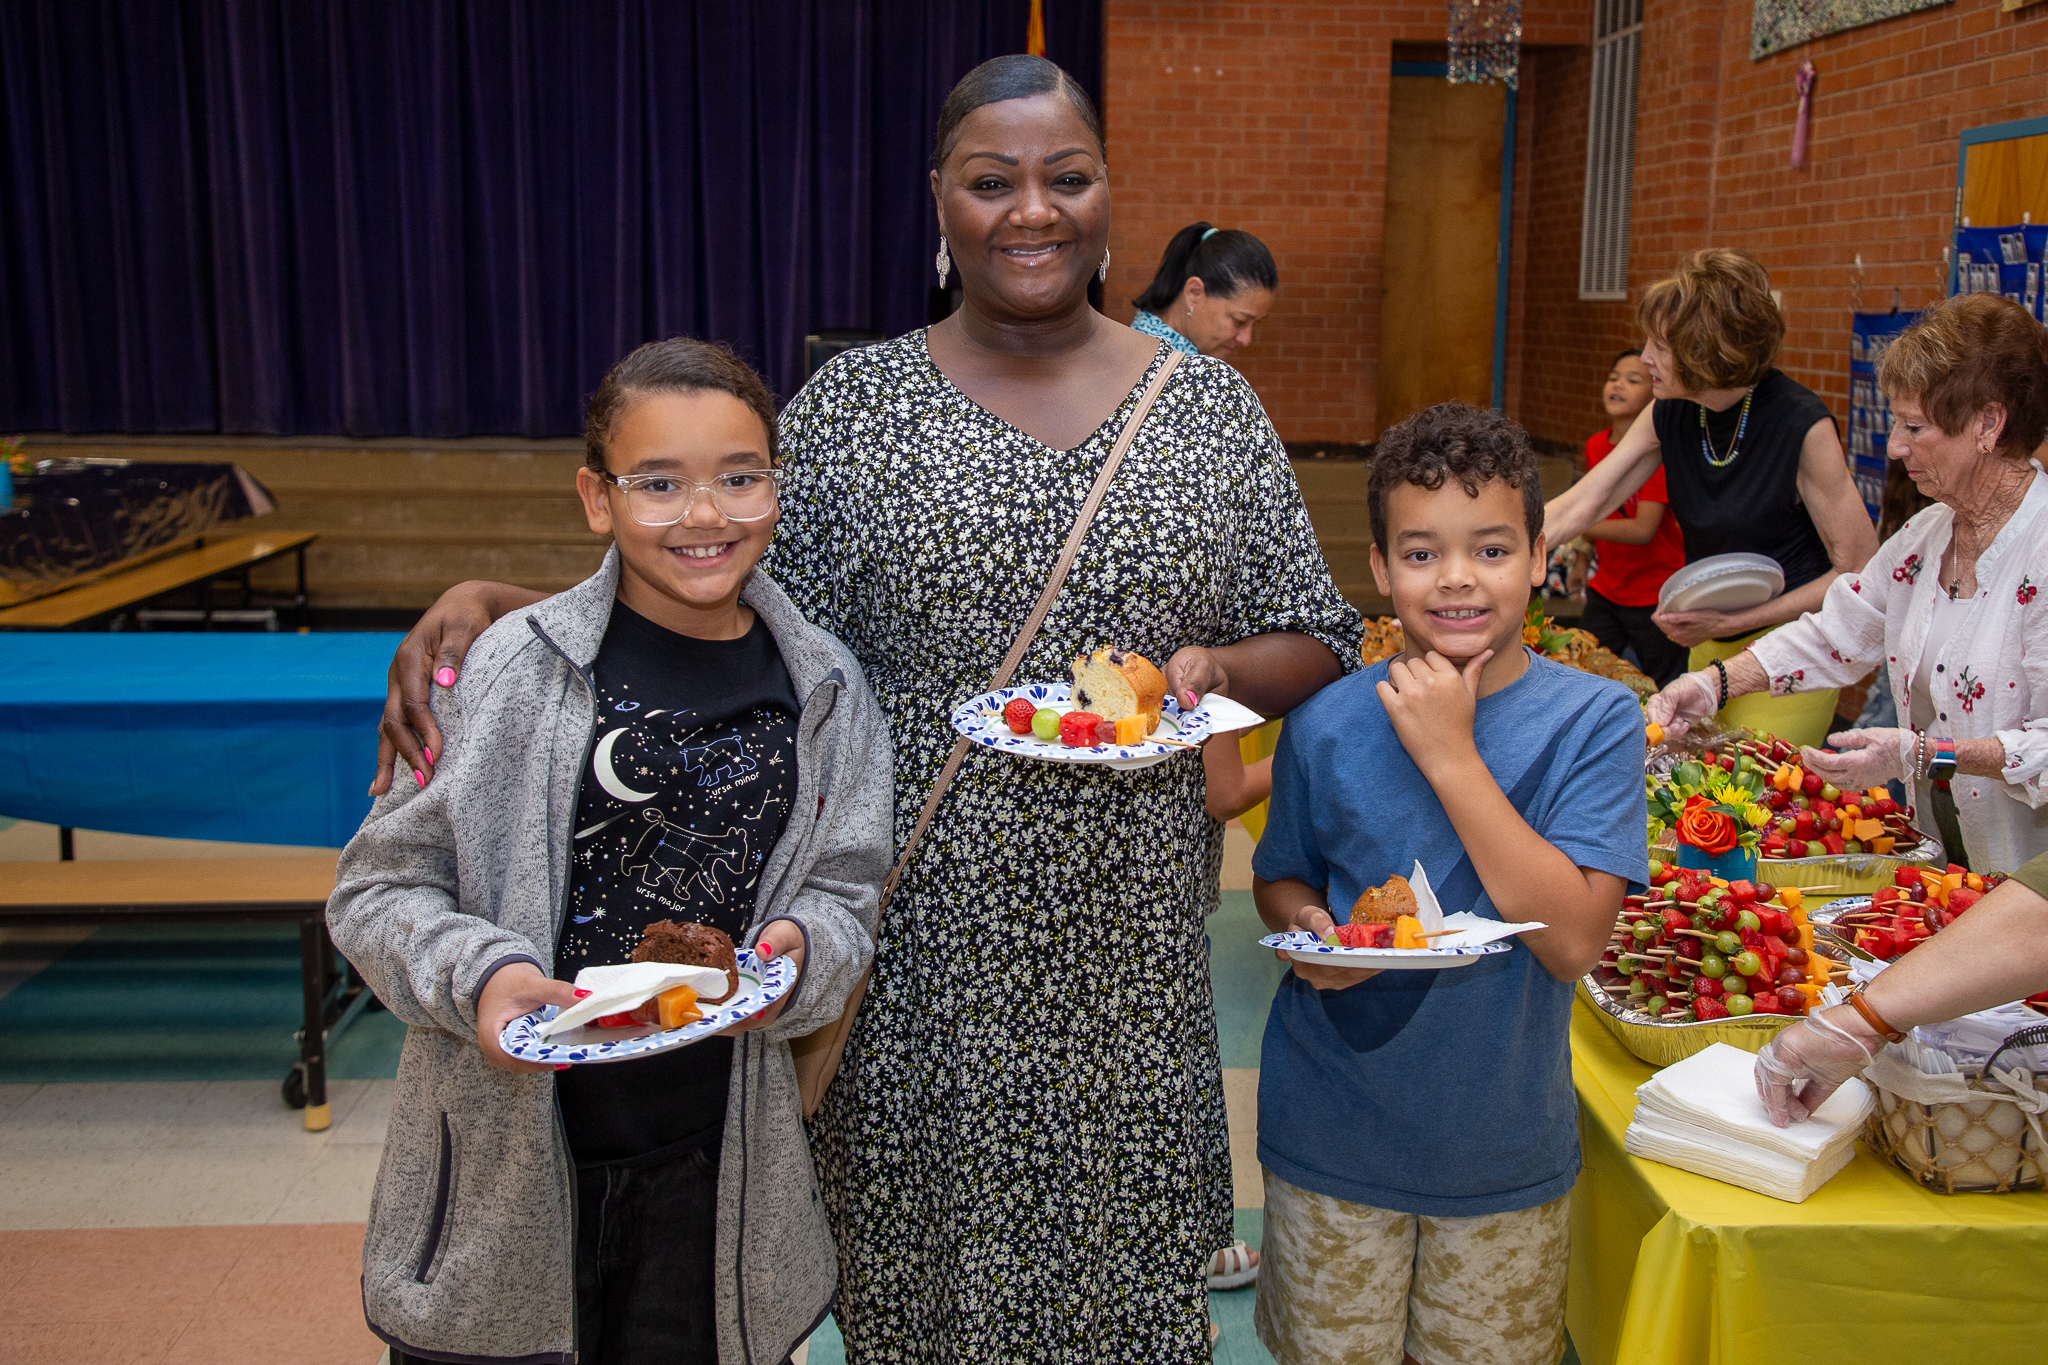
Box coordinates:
[328,548,893,1365]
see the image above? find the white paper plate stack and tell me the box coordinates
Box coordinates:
[1656,553,1785,615]
[1624,1042,1872,1202]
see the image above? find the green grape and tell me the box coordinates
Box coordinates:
[1736,909,1761,932]
[1645,994,1668,1016]
[1699,952,1727,979]
[1724,993,1755,1016]
[1731,950,1763,978]
[1031,708,1061,742]
[1633,920,1659,942]
[1715,930,1742,955]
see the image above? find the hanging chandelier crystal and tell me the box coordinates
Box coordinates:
[1448,0,1521,89]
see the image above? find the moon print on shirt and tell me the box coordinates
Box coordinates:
[562,693,797,957]
[592,727,658,802]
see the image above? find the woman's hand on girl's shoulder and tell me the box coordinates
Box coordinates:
[371,580,540,796]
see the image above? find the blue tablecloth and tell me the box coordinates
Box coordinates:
[0,633,404,847]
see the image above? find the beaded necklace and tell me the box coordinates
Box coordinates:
[1697,388,1755,468]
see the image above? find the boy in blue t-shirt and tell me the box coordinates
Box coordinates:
[1250,403,1646,1365]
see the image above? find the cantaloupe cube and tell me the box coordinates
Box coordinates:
[1854,819,1883,841]
[655,984,702,1029]
[1113,713,1152,745]
[1870,835,1896,854]
[1393,915,1426,950]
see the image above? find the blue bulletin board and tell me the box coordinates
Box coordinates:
[1847,312,1917,521]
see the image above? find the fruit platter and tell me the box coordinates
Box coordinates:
[1580,859,1850,1066]
[1646,725,1939,897]
[1361,602,1658,701]
[1808,865,2006,963]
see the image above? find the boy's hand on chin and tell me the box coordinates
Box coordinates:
[1378,649,1490,775]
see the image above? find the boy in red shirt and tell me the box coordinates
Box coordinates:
[1571,349,1688,684]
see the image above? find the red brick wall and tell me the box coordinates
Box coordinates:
[1105,1,2047,449]
[1102,2,1589,442]
[1517,0,2048,451]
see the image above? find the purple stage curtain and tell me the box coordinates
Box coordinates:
[0,1,1101,437]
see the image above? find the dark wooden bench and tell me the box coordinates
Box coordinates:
[0,855,367,1131]
[0,530,317,630]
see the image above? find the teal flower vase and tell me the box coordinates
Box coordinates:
[1675,843,1758,881]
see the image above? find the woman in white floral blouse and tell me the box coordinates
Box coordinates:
[1648,293,2048,874]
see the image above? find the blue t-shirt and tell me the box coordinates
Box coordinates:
[1250,650,1647,1216]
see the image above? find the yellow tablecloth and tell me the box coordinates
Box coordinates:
[1568,999,2048,1365]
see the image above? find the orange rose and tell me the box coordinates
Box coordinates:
[1676,794,1740,856]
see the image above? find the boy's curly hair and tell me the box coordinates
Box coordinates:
[1367,403,1544,554]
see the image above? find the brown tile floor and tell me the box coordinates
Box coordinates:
[0,1224,380,1365]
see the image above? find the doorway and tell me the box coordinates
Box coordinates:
[1379,67,1512,430]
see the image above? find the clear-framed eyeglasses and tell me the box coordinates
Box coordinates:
[600,468,782,525]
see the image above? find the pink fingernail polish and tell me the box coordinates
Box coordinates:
[436,667,456,687]
[413,769,426,788]
[423,748,435,766]
[574,988,592,998]
[555,1064,569,1071]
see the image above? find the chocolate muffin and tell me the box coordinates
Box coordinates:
[630,919,739,1003]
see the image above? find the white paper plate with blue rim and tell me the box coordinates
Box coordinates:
[950,685,1262,768]
[1256,863,1544,971]
[1260,930,1515,971]
[498,948,794,1065]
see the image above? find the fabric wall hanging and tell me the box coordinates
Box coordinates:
[1751,1,1950,61]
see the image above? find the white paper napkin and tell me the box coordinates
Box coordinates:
[1187,693,1267,735]
[537,961,733,1038]
[1633,1042,1871,1164]
[1625,1106,1858,1203]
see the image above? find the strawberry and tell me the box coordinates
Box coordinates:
[1695,997,1730,1020]
[1002,697,1038,734]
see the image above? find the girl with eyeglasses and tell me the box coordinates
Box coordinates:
[331,336,893,1365]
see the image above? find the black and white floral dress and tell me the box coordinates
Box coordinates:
[767,333,1361,1363]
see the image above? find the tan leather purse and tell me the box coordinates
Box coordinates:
[790,348,1185,1118]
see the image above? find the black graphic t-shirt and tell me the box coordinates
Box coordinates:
[554,601,798,1164]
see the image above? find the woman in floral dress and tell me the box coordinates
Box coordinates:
[370,56,1358,1361]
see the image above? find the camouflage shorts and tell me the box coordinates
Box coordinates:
[1252,1169,1569,1365]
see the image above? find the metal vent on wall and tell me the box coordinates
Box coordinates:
[1579,0,1641,301]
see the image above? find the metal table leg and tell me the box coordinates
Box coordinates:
[296,915,331,1131]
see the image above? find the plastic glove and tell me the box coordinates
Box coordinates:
[1754,1007,1880,1127]
[1644,670,1720,740]
[1799,728,1908,791]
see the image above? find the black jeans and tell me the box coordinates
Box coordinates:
[1581,586,1690,687]
[390,1141,766,1365]
[575,1140,723,1365]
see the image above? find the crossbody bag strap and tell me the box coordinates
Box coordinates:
[877,346,1184,910]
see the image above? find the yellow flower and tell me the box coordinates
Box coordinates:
[1746,805,1770,828]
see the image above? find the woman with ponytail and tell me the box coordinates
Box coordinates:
[1132,222,1278,360]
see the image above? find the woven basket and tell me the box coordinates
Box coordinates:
[1863,1026,2048,1194]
